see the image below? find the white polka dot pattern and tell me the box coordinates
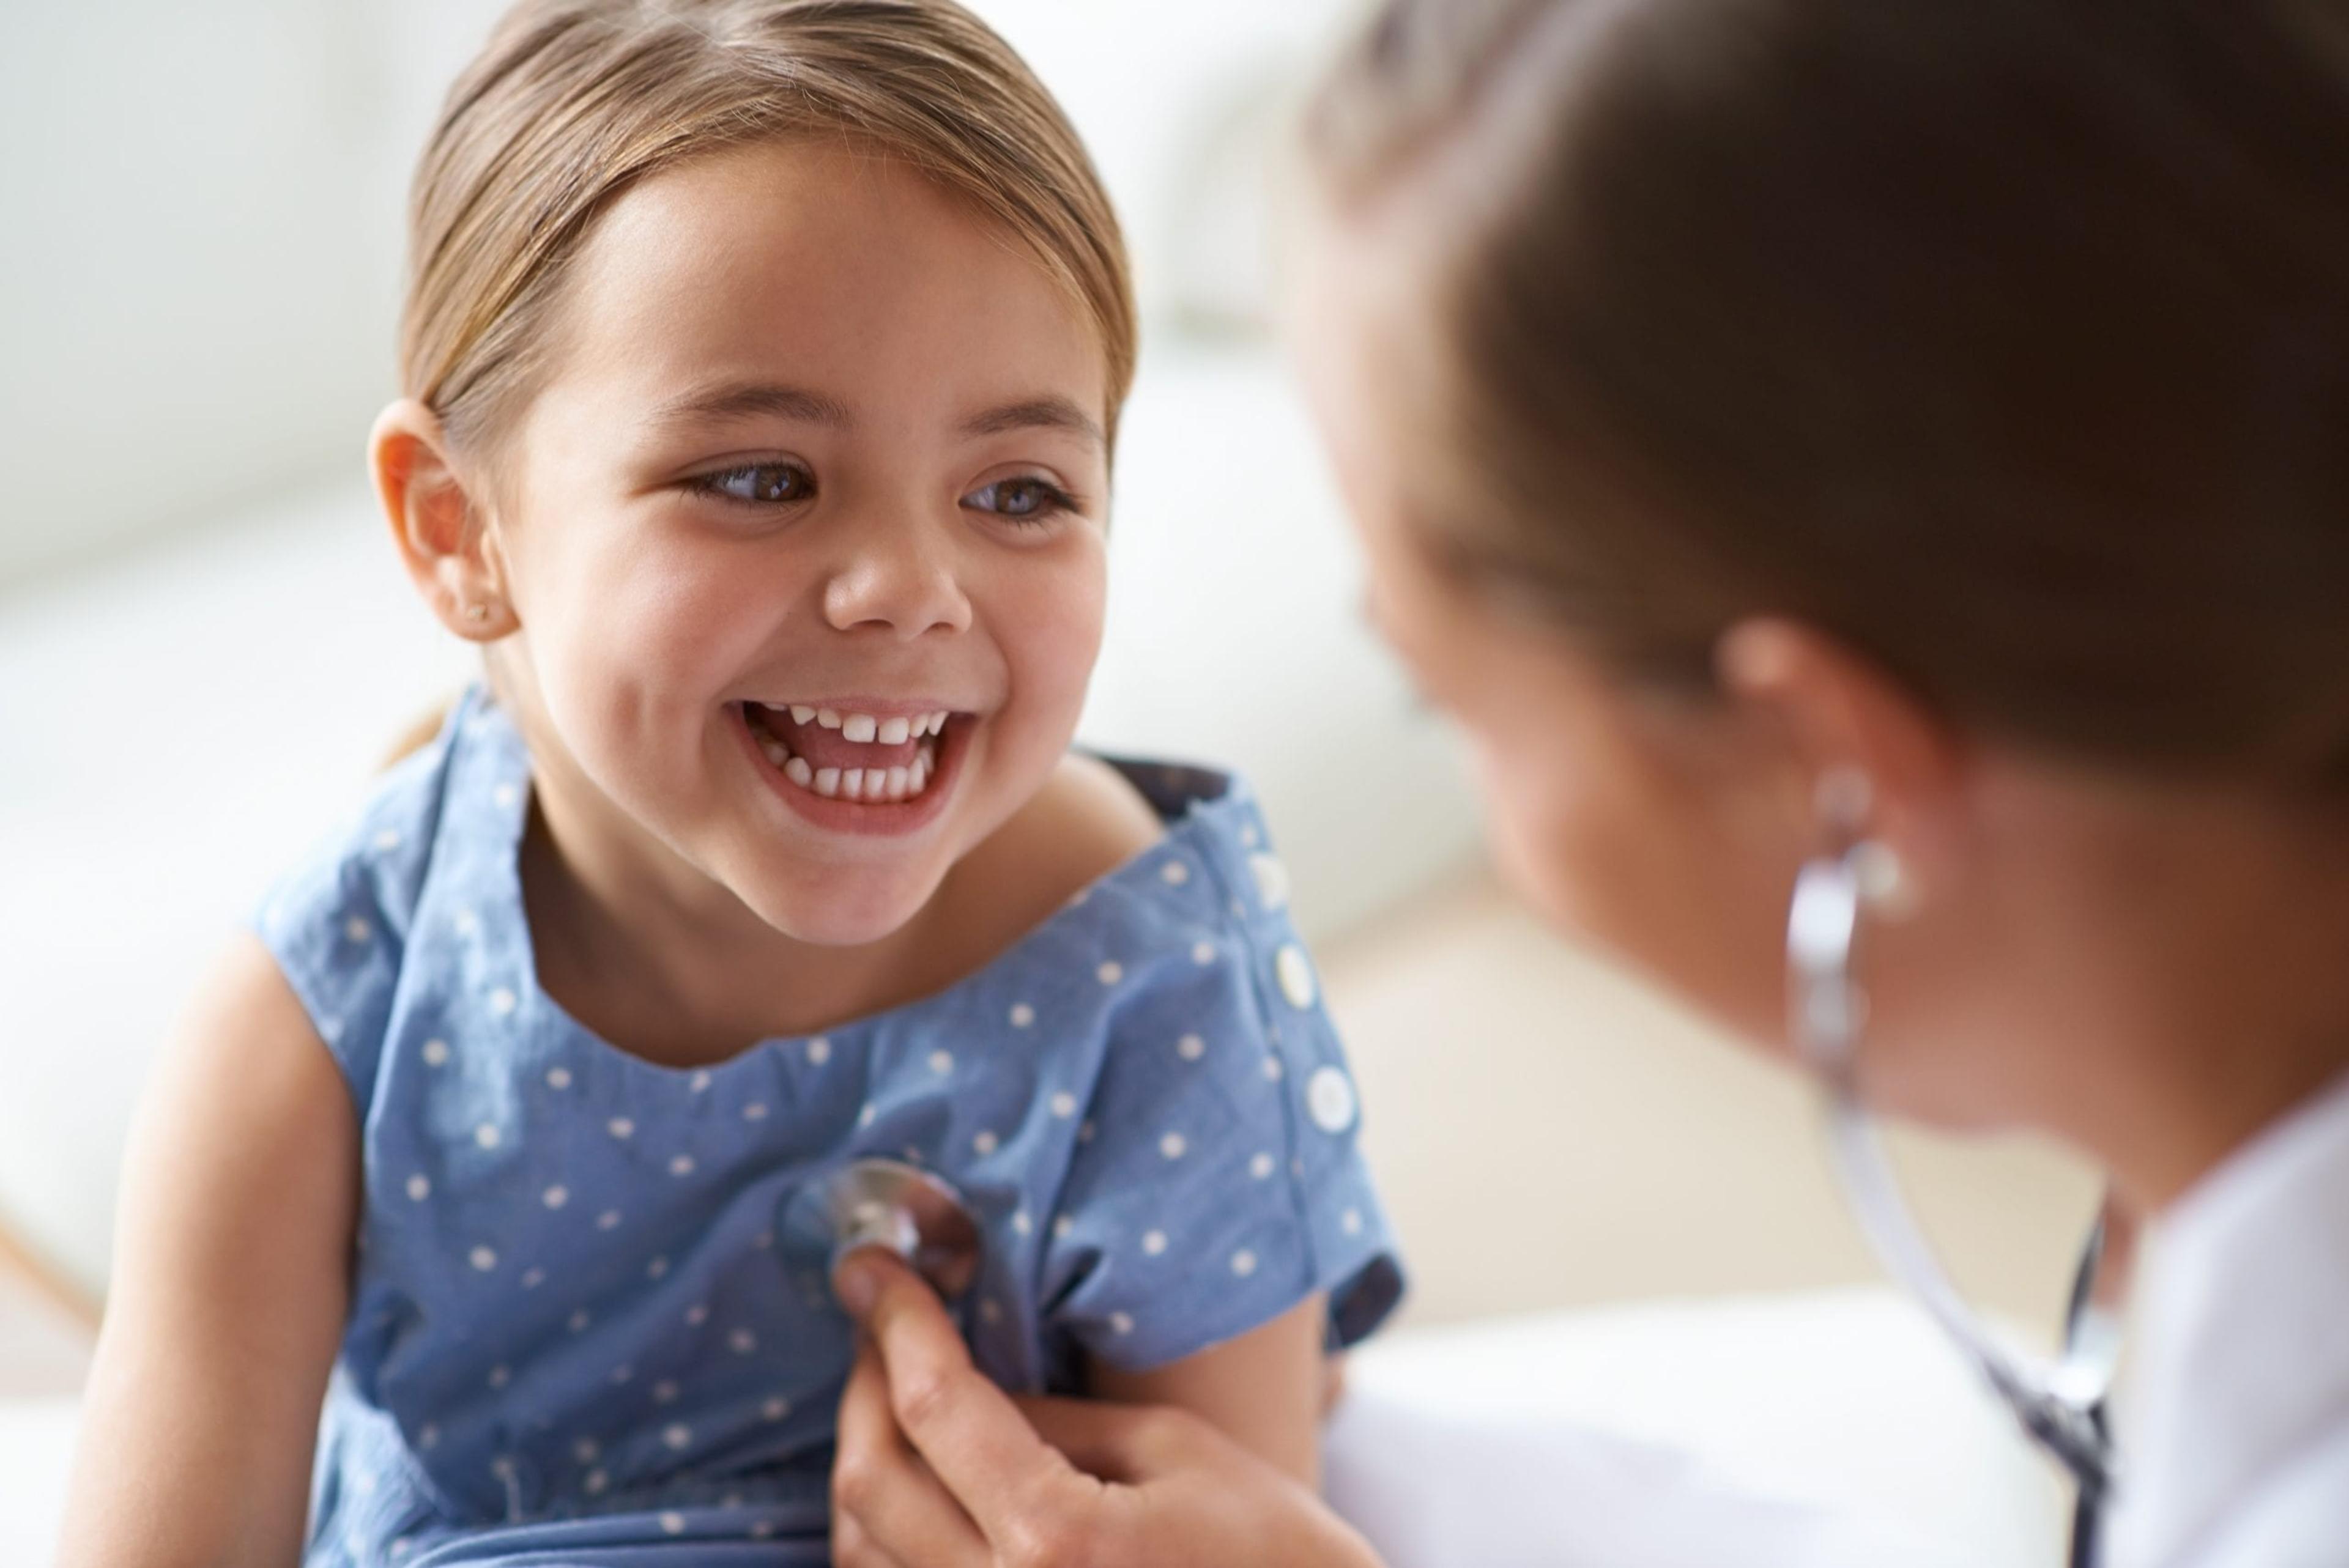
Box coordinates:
[257,688,1398,1553]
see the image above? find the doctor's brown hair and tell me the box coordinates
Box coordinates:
[1305,0,2349,785]
[401,0,1136,464]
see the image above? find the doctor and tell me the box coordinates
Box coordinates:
[826,0,2349,1563]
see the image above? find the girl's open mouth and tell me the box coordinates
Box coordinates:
[733,701,970,830]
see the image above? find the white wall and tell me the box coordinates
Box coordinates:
[0,0,1356,588]
[0,2,395,584]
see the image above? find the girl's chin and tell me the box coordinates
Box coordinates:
[733,865,946,950]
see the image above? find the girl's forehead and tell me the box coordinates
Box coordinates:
[546,140,1105,423]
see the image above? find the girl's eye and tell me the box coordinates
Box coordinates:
[690,462,815,505]
[964,476,1075,524]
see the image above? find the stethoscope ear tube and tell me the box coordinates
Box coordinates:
[1789,847,2124,1563]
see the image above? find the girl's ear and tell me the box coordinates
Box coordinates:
[369,399,517,642]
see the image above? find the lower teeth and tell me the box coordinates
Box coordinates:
[753,714,937,802]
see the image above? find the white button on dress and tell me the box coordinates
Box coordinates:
[1308,1066,1357,1134]
[1277,944,1318,1009]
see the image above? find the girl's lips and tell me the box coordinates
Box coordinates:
[731,703,970,837]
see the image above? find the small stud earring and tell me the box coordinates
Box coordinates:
[464,602,491,624]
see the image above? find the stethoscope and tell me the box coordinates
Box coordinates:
[781,1155,984,1304]
[1791,780,2131,1568]
[793,796,2132,1568]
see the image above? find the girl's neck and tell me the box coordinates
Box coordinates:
[508,736,1124,1070]
[516,788,944,1070]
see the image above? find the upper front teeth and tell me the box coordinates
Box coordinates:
[787,706,950,739]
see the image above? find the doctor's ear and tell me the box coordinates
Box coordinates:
[1715,618,1968,903]
[369,398,518,643]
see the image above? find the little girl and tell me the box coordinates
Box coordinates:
[56,2,1401,1562]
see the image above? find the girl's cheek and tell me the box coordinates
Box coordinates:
[1004,546,1108,695]
[589,539,768,675]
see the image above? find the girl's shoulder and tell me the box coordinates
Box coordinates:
[918,751,1274,991]
[966,752,1167,922]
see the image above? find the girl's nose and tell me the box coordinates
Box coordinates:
[820,524,974,640]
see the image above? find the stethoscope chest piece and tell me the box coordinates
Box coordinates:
[781,1157,982,1301]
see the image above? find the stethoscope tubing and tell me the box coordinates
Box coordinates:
[1789,842,2120,1567]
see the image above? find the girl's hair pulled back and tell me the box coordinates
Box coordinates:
[403,0,1137,463]
[1306,0,2349,788]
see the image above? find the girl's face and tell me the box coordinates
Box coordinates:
[480,141,1111,945]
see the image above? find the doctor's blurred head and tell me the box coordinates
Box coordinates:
[1289,0,2349,1206]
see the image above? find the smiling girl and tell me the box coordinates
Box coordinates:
[55,3,1399,1562]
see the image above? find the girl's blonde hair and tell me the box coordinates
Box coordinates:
[404,0,1137,464]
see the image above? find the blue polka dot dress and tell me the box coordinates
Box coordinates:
[258,687,1405,1564]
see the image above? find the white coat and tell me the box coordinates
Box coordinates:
[2106,1071,2349,1567]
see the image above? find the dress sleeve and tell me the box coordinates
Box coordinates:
[1037,812,1406,1375]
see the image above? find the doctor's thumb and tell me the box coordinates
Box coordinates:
[831,1245,931,1326]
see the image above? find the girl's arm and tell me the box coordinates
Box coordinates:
[985,760,1340,1485]
[1088,1295,1331,1487]
[55,934,360,1568]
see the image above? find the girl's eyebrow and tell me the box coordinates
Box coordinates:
[647,380,853,432]
[960,396,1103,449]
[642,382,1102,449]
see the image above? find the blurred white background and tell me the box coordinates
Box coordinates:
[0,3,2100,1558]
[0,0,1340,582]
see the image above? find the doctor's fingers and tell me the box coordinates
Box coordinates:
[829,1511,910,1568]
[836,1250,1090,1526]
[1014,1392,1225,1484]
[834,1341,991,1568]
[1015,1392,1382,1568]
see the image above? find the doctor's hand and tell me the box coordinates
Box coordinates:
[830,1250,1384,1568]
